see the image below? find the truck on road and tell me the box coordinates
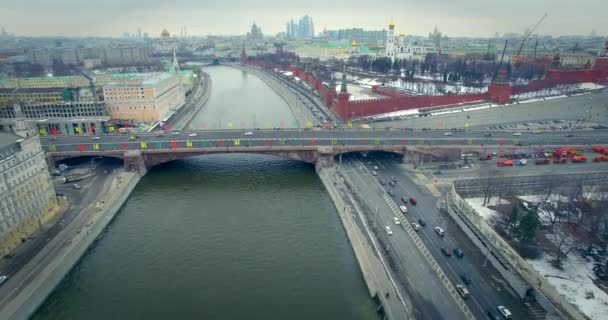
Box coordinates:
[535,158,550,165]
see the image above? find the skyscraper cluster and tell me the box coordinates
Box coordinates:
[285,15,315,40]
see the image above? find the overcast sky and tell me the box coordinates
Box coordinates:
[1,0,606,37]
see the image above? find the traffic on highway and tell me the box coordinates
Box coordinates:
[340,152,537,319]
[39,128,608,153]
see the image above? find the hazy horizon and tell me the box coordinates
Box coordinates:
[1,0,606,38]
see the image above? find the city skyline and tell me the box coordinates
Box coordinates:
[0,0,606,38]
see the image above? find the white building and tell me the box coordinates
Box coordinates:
[379,22,437,62]
[103,72,184,123]
[0,132,57,257]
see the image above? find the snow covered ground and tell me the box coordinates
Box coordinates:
[466,194,608,320]
[527,253,608,320]
[465,197,509,221]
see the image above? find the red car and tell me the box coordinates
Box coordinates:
[409,197,417,205]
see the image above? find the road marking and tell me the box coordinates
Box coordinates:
[415,173,427,181]
[382,194,475,320]
[425,184,442,197]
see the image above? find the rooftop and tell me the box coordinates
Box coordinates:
[105,72,174,87]
[0,132,21,150]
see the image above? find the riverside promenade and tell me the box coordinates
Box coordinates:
[0,170,141,320]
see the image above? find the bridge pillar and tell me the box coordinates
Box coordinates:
[45,154,56,170]
[123,150,147,175]
[316,146,335,172]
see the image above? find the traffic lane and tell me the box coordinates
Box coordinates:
[39,133,608,148]
[342,160,468,319]
[347,156,493,318]
[39,127,608,142]
[376,162,504,319]
[371,90,608,129]
[0,162,119,298]
[378,159,531,319]
[342,162,464,320]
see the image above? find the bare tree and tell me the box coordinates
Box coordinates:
[479,166,500,206]
[547,226,578,270]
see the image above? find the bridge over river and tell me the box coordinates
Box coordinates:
[41,128,607,173]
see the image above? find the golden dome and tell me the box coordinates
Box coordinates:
[351,40,358,47]
[161,28,170,38]
[389,21,395,29]
[399,33,405,36]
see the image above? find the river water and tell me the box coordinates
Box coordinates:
[32,66,379,320]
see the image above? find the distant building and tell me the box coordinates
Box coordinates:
[103,72,184,122]
[285,15,314,40]
[154,28,177,54]
[379,22,437,62]
[0,86,109,135]
[247,22,264,42]
[0,133,57,257]
[335,28,387,44]
[31,46,151,68]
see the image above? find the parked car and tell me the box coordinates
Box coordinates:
[391,176,397,182]
[411,222,420,231]
[73,184,81,189]
[388,190,395,197]
[399,206,407,213]
[389,181,396,187]
[409,197,417,205]
[372,170,377,176]
[418,219,427,227]
[0,275,8,285]
[401,196,408,203]
[379,180,386,185]
[441,247,452,256]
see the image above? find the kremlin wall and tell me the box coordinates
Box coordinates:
[242,41,608,121]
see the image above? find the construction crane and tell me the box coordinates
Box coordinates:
[493,40,509,80]
[514,13,548,65]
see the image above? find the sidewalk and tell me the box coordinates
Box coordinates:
[0,171,141,320]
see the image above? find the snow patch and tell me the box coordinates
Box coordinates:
[465,198,510,221]
[526,254,608,320]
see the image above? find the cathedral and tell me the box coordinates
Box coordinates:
[247,22,264,42]
[154,28,177,54]
[379,22,437,62]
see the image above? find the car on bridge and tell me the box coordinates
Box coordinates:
[244,132,254,135]
[92,136,100,140]
[189,133,197,137]
[444,132,454,136]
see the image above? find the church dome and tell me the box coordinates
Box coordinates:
[389,21,395,29]
[161,28,170,38]
[351,40,358,47]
